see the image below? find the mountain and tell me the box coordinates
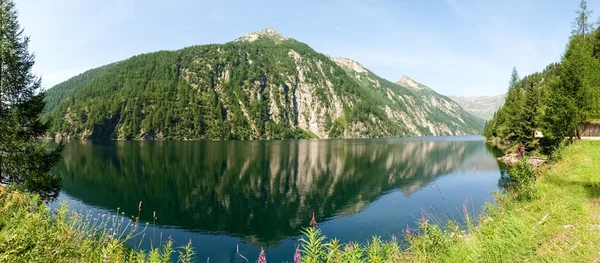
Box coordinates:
[43,28,482,140]
[447,94,506,120]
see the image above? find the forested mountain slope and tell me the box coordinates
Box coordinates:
[44,28,482,140]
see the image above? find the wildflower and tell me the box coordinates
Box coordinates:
[405,224,411,235]
[294,245,301,263]
[103,254,109,263]
[346,243,353,250]
[258,247,267,263]
[310,212,317,228]
[102,214,107,218]
[391,235,396,243]
[516,145,525,157]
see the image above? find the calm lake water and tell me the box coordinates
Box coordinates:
[51,136,506,262]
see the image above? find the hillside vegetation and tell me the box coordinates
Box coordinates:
[484,0,600,154]
[43,29,481,140]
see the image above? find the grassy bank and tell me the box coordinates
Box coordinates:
[1,141,599,262]
[426,140,600,262]
[0,189,194,262]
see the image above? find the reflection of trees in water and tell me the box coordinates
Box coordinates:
[55,139,499,245]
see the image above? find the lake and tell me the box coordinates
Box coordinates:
[51,136,507,262]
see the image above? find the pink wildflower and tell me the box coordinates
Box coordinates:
[293,245,301,263]
[258,247,267,263]
[310,213,317,228]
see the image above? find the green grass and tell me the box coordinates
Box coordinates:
[0,190,194,263]
[435,140,600,263]
[2,141,600,262]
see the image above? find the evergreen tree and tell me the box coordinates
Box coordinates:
[497,67,523,141]
[508,66,520,89]
[573,0,594,36]
[520,79,540,149]
[0,0,63,199]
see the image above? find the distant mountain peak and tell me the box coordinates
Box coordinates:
[234,28,287,42]
[447,94,506,120]
[396,75,429,91]
[331,57,367,73]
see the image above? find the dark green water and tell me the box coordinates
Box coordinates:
[52,136,506,262]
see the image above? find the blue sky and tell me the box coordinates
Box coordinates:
[13,0,595,96]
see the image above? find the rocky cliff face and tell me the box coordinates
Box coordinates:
[44,28,482,140]
[447,94,506,120]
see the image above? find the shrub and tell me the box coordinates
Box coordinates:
[507,158,539,201]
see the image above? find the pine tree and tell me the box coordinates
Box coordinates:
[508,66,520,89]
[497,67,522,142]
[520,79,540,149]
[0,0,64,199]
[573,0,594,36]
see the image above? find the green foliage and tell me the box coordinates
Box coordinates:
[406,220,461,262]
[0,0,63,199]
[485,0,600,155]
[298,227,401,263]
[572,0,594,36]
[507,158,539,201]
[0,189,196,263]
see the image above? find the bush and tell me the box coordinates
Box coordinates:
[507,158,539,201]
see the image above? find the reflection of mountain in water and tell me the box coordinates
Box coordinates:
[54,139,499,245]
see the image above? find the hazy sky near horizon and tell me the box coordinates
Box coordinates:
[13,0,596,96]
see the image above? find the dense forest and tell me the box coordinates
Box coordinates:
[484,0,600,154]
[43,29,482,140]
